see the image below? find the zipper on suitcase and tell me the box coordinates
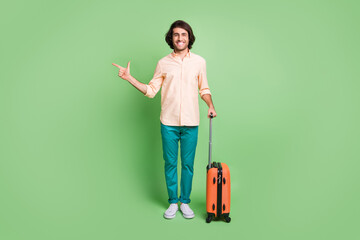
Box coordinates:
[217,162,223,217]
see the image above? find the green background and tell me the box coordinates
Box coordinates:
[1,0,359,239]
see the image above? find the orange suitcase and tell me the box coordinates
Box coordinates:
[206,114,231,223]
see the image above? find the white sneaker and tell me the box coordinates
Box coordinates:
[180,203,195,219]
[164,203,178,219]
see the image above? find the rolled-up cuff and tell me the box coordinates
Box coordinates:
[144,85,154,98]
[200,88,211,98]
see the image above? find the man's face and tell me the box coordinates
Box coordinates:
[172,27,189,51]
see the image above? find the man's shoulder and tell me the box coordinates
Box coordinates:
[190,51,204,59]
[190,52,206,63]
[157,54,172,64]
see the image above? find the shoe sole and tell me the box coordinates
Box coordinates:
[164,212,177,219]
[182,213,195,219]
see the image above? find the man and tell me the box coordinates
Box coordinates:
[112,20,217,219]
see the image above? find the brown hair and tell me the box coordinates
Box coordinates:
[165,20,196,49]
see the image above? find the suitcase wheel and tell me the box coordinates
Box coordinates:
[224,215,231,223]
[206,213,214,223]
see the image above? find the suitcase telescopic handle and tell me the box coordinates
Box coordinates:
[208,113,214,168]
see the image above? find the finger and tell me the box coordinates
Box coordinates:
[127,61,130,72]
[112,63,124,70]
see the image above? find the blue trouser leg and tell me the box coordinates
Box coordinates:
[160,123,198,204]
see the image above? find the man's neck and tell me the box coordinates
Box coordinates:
[174,48,189,60]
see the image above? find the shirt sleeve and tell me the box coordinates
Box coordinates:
[144,61,164,98]
[198,59,211,97]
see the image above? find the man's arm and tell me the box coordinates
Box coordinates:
[198,59,217,118]
[112,61,164,98]
[127,75,147,95]
[201,94,217,118]
[201,94,214,108]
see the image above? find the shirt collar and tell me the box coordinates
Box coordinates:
[171,49,191,58]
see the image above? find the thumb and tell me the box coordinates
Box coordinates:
[127,61,131,72]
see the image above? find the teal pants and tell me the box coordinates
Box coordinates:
[160,122,199,204]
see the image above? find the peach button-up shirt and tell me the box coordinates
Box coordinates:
[144,50,211,126]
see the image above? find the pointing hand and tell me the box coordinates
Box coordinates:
[112,61,131,81]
